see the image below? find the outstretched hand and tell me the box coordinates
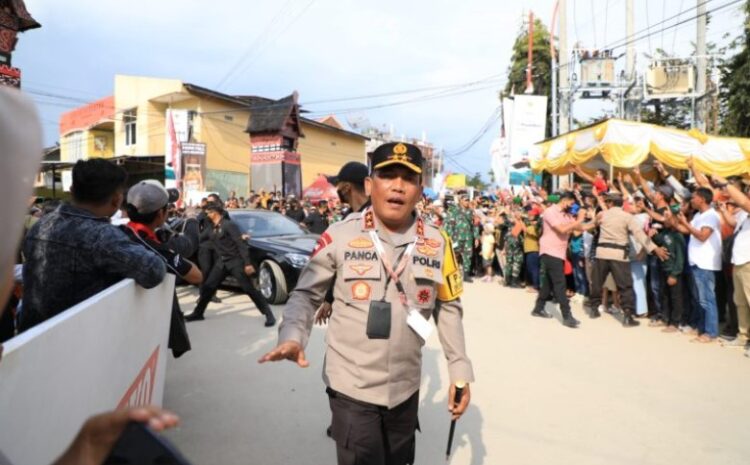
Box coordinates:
[258,341,309,367]
[53,406,180,465]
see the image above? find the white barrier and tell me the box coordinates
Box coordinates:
[0,276,175,465]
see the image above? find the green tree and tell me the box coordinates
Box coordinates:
[719,1,750,136]
[467,172,487,191]
[503,16,553,137]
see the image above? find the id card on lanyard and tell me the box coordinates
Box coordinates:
[368,223,435,341]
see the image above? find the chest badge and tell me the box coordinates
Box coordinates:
[417,245,438,257]
[417,288,432,305]
[352,281,371,301]
[349,264,374,276]
[348,237,374,248]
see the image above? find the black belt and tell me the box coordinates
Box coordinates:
[597,242,628,250]
[597,242,629,259]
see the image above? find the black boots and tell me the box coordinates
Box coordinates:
[622,312,640,327]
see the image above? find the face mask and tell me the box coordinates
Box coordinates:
[337,185,349,205]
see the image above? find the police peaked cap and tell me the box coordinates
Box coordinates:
[370,142,423,174]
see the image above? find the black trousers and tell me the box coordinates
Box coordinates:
[660,274,684,327]
[197,242,219,274]
[533,255,572,319]
[328,388,419,465]
[193,259,272,318]
[588,258,636,315]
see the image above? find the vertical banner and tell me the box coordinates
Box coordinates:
[490,136,510,190]
[165,109,189,189]
[508,95,547,186]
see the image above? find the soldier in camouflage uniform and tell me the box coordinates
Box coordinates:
[503,210,525,288]
[444,195,480,282]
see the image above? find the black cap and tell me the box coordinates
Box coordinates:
[326,162,368,186]
[370,142,423,174]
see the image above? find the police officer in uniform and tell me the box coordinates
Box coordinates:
[588,193,669,326]
[260,142,474,465]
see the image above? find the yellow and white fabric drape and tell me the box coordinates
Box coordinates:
[530,119,750,177]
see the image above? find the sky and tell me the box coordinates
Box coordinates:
[14,0,745,180]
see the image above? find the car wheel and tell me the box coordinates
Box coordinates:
[258,260,288,304]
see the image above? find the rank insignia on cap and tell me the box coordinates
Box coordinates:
[423,268,434,278]
[352,281,371,300]
[371,142,423,174]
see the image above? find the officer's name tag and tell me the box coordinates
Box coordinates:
[407,309,434,341]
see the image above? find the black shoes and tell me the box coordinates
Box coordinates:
[264,313,277,327]
[463,273,473,283]
[589,308,601,319]
[185,312,205,322]
[211,295,222,303]
[531,309,553,319]
[622,315,640,327]
[562,316,580,328]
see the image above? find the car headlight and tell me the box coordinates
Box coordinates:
[286,253,310,268]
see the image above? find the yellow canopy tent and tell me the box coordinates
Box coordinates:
[530,118,750,178]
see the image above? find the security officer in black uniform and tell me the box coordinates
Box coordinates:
[185,203,276,326]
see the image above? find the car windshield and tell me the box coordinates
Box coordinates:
[232,211,306,238]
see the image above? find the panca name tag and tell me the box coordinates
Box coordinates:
[407,309,434,341]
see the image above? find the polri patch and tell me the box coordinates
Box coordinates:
[413,256,441,269]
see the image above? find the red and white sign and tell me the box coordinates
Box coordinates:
[0,277,174,465]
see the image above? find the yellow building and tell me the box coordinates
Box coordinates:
[298,116,368,188]
[59,75,367,199]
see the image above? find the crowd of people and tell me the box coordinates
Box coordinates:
[426,160,750,356]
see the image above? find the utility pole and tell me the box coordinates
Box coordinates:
[624,0,635,120]
[558,0,569,135]
[625,0,635,80]
[525,11,535,94]
[550,1,560,137]
[695,0,707,131]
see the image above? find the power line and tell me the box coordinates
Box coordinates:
[214,0,296,89]
[303,73,504,105]
[445,107,501,157]
[216,0,317,90]
[672,0,687,54]
[305,81,502,116]
[606,0,743,52]
[602,0,718,50]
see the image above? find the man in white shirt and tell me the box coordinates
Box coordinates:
[711,175,750,355]
[676,187,722,343]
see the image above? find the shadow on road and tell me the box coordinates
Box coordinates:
[418,347,486,465]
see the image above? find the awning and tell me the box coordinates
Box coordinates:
[302,175,338,202]
[531,118,750,177]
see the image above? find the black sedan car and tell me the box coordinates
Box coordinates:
[227,209,319,304]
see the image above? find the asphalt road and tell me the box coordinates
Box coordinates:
[163,282,750,465]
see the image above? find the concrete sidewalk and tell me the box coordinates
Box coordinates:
[164,283,750,465]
